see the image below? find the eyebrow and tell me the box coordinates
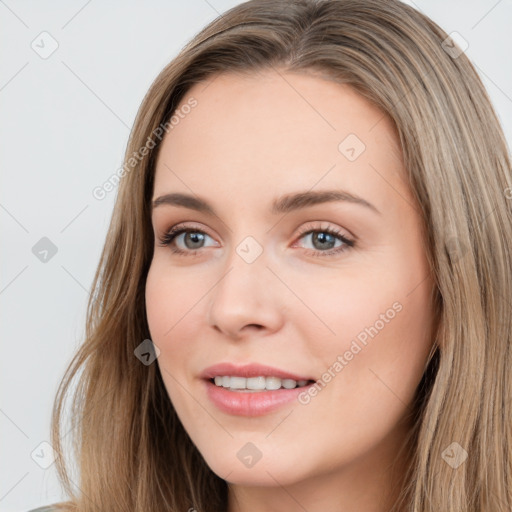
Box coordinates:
[151,189,381,216]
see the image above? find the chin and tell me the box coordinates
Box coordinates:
[201,447,312,487]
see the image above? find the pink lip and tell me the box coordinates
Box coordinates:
[200,362,316,417]
[202,379,316,417]
[200,362,315,381]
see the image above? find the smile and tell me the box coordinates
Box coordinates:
[212,375,313,391]
[203,379,317,416]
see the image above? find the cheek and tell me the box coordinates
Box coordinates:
[145,267,171,341]
[145,260,210,384]
[145,263,200,414]
[145,259,205,340]
[299,256,434,397]
[332,274,434,413]
[286,269,404,355]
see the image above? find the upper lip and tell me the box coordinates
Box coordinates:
[200,362,315,382]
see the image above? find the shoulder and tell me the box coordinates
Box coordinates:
[27,500,70,512]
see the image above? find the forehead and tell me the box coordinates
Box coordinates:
[153,69,407,213]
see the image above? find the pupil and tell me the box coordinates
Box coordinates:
[185,232,204,249]
[313,232,335,250]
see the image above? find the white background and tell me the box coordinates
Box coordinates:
[1,1,511,511]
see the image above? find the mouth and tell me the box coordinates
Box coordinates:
[200,362,318,415]
[208,376,316,392]
[203,377,318,417]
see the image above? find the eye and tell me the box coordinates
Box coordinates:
[157,224,217,256]
[293,223,355,257]
[157,222,355,258]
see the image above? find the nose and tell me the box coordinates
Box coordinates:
[207,255,284,341]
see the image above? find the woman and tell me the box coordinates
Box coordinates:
[32,0,512,510]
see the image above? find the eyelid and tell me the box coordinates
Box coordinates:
[158,220,355,260]
[160,221,352,241]
[293,221,354,240]
[158,222,219,247]
[159,221,215,238]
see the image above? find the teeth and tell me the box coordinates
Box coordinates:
[247,376,266,390]
[229,376,246,389]
[266,376,281,390]
[212,376,310,391]
[282,379,298,389]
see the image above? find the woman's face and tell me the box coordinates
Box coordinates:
[146,69,435,497]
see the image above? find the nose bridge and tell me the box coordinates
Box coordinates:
[213,242,268,312]
[218,226,271,295]
[207,237,282,337]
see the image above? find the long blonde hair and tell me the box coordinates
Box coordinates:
[49,1,512,510]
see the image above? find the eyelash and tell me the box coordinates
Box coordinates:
[157,223,355,258]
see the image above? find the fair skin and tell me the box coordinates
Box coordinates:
[145,69,435,512]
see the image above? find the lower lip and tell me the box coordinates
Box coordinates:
[203,379,314,417]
